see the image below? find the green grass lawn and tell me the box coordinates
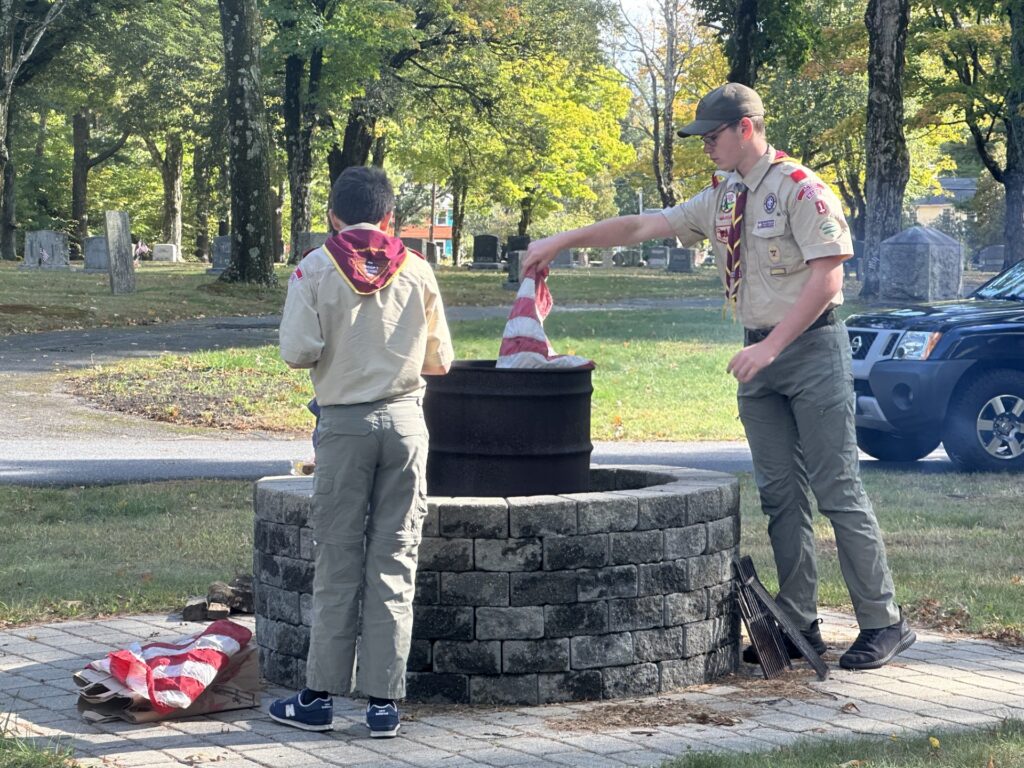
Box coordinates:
[0,261,721,336]
[0,729,71,768]
[66,308,748,440]
[0,482,253,627]
[667,719,1024,767]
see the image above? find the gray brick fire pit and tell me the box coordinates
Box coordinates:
[254,465,740,705]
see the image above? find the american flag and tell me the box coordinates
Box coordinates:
[496,267,593,369]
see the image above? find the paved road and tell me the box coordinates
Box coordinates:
[0,308,957,486]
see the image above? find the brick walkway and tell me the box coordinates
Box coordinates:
[2,611,1022,767]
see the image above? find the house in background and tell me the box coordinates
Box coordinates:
[394,204,454,260]
[912,177,977,226]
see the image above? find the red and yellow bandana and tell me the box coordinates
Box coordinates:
[324,227,418,295]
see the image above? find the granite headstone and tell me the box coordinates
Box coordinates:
[879,226,962,302]
[668,247,694,273]
[207,235,232,275]
[152,243,181,262]
[105,211,136,294]
[471,234,501,271]
[20,230,70,270]
[83,236,109,272]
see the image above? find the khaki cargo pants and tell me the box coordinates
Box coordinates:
[738,322,901,631]
[305,394,428,699]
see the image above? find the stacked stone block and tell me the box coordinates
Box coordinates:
[254,466,740,705]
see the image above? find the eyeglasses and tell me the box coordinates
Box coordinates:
[702,120,741,148]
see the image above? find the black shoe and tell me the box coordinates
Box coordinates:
[839,612,916,670]
[742,618,827,664]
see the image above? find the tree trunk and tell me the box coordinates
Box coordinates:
[726,0,758,86]
[193,142,211,261]
[1,130,14,261]
[273,181,285,263]
[217,0,275,284]
[1003,169,1024,269]
[72,111,90,249]
[371,135,386,167]
[1006,0,1024,268]
[328,97,377,183]
[145,134,183,252]
[74,111,129,256]
[517,194,534,238]
[283,47,322,263]
[861,0,911,297]
[657,0,677,208]
[451,173,468,267]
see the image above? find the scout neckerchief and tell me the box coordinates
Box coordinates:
[722,149,790,319]
[323,226,418,295]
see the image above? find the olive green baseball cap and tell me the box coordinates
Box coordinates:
[677,83,764,137]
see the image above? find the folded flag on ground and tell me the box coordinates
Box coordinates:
[497,267,594,369]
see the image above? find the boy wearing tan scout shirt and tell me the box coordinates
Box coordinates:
[522,83,915,671]
[272,166,453,736]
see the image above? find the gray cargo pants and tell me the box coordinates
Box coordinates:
[305,394,429,699]
[738,321,900,631]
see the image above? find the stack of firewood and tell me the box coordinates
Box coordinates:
[181,575,254,622]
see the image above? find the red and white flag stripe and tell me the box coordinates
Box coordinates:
[88,619,251,713]
[496,268,593,370]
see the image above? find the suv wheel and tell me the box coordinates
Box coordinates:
[856,427,940,462]
[943,369,1024,472]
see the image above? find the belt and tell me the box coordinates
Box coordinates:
[744,309,837,345]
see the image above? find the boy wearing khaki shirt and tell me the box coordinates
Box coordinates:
[522,83,915,672]
[272,166,453,737]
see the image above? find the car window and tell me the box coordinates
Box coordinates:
[974,260,1024,300]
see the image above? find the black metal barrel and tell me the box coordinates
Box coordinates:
[423,360,593,497]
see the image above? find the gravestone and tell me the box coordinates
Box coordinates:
[646,245,669,269]
[504,250,521,291]
[976,244,1005,272]
[615,249,641,267]
[105,211,136,295]
[551,248,573,269]
[668,247,694,273]
[20,230,70,270]
[400,236,426,255]
[879,226,962,302]
[296,232,329,257]
[152,243,181,262]
[504,235,530,289]
[207,235,232,275]
[471,234,500,271]
[83,236,109,272]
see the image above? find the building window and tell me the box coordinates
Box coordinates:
[434,209,453,226]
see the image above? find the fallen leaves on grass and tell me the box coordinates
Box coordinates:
[905,597,972,632]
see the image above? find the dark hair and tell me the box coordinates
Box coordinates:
[329,166,395,225]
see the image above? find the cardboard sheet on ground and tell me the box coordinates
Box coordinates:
[73,619,259,724]
[497,266,594,369]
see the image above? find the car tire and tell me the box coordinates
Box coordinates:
[856,427,941,462]
[943,369,1024,472]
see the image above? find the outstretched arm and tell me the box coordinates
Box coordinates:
[521,213,675,275]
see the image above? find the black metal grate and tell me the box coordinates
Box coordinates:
[848,330,877,359]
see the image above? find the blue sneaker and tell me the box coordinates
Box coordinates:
[366,699,400,738]
[269,689,333,732]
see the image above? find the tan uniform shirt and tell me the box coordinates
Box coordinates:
[279,224,454,405]
[662,146,852,329]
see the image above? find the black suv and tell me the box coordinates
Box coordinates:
[845,260,1024,471]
